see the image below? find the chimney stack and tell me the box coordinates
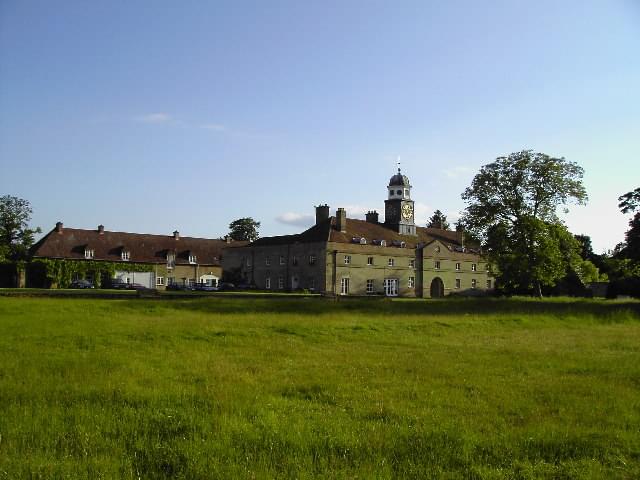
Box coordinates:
[366,210,379,224]
[336,208,347,233]
[98,224,105,234]
[173,230,180,240]
[55,222,63,234]
[315,204,330,225]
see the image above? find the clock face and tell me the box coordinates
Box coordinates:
[401,203,413,220]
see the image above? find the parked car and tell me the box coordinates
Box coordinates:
[217,282,236,291]
[126,283,148,291]
[166,283,194,291]
[70,279,94,289]
[194,282,218,292]
[109,280,129,289]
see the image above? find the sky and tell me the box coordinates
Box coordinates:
[1,0,639,253]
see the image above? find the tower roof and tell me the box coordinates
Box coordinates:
[389,167,410,187]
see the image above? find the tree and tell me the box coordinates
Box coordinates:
[426,210,450,230]
[0,195,41,262]
[618,187,640,214]
[228,217,260,242]
[460,151,587,296]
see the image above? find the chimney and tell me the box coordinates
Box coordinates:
[336,208,347,233]
[366,210,379,224]
[456,229,465,249]
[98,224,105,234]
[173,230,180,240]
[55,222,63,234]
[315,204,330,225]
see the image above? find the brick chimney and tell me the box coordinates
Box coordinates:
[365,210,379,224]
[315,204,330,225]
[55,222,63,234]
[336,208,347,233]
[98,224,105,234]
[173,230,180,240]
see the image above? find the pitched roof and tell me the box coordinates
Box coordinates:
[30,226,245,265]
[241,216,480,253]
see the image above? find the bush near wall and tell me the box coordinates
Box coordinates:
[27,259,153,289]
[0,263,18,288]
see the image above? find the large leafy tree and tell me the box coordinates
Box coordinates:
[426,210,450,230]
[460,151,587,296]
[228,217,260,242]
[0,195,41,262]
[616,187,640,262]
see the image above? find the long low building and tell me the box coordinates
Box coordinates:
[223,169,493,297]
[29,223,243,289]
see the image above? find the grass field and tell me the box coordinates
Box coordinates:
[0,296,639,479]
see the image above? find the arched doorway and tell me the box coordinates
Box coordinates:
[430,277,444,298]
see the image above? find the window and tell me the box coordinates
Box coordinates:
[408,276,415,288]
[340,277,350,295]
[455,278,461,289]
[472,263,477,271]
[265,277,271,289]
[455,262,460,271]
[367,256,374,266]
[168,276,175,285]
[308,255,316,265]
[279,255,285,265]
[309,277,315,290]
[84,248,94,259]
[344,255,351,265]
[167,253,175,270]
[122,250,130,261]
[388,258,395,267]
[292,255,298,266]
[404,189,409,197]
[265,257,271,266]
[409,259,415,268]
[471,279,477,289]
[434,260,440,269]
[156,276,165,286]
[487,279,492,289]
[278,275,284,289]
[188,254,197,264]
[246,257,251,267]
[366,279,374,294]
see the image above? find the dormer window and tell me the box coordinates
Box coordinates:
[189,254,197,264]
[121,250,130,261]
[84,248,94,259]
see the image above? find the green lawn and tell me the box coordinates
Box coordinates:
[0,296,639,479]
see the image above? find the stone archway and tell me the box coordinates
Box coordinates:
[430,277,445,298]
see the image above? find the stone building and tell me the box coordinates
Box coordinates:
[223,169,493,297]
[29,223,242,289]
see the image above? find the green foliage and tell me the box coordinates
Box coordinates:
[0,296,639,478]
[0,195,41,262]
[228,217,260,242]
[29,258,152,288]
[618,186,640,214]
[461,151,587,295]
[426,209,450,229]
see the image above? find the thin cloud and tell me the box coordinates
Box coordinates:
[275,212,315,227]
[442,166,473,179]
[135,113,172,124]
[200,123,227,132]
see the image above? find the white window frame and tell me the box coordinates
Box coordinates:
[472,263,477,271]
[344,255,351,265]
[308,255,316,265]
[279,255,285,265]
[487,279,492,289]
[292,255,298,266]
[156,276,165,286]
[265,257,271,266]
[409,259,415,268]
[471,279,477,289]
[408,276,415,288]
[121,250,130,261]
[366,279,374,294]
[84,249,94,259]
[265,277,271,289]
[388,258,394,267]
[367,256,374,266]
[278,275,284,289]
[455,262,460,271]
[455,278,461,289]
[434,260,440,269]
[340,277,350,295]
[188,254,197,264]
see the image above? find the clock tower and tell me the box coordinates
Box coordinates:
[384,167,417,236]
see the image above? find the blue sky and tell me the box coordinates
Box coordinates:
[1,0,638,252]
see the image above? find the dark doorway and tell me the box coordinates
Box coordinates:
[430,277,445,298]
